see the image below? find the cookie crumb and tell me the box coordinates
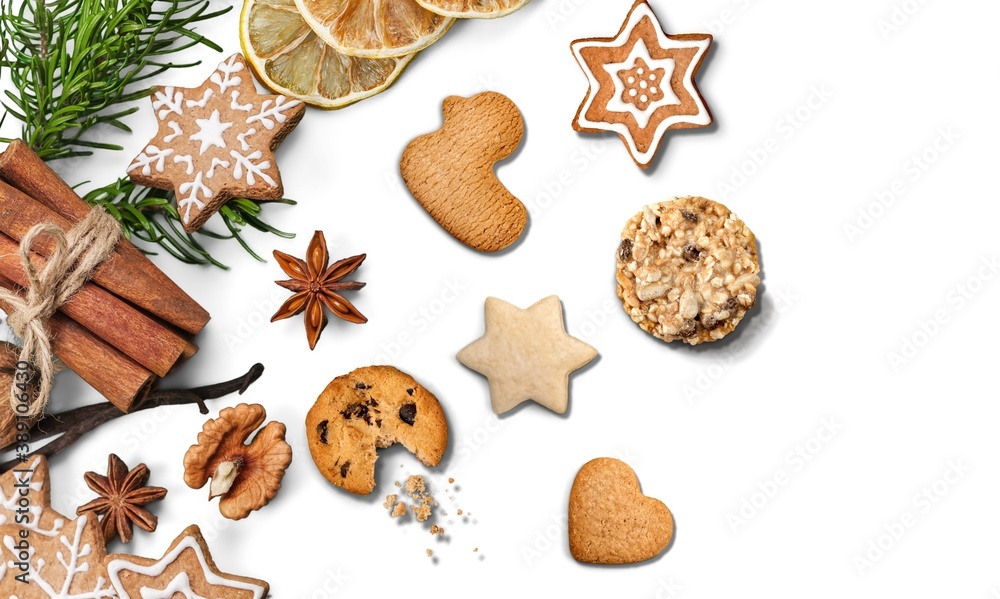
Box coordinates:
[413,503,432,522]
[380,473,476,556]
[405,475,426,496]
[448,477,455,483]
[426,549,433,557]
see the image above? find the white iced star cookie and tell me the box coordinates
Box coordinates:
[457,296,597,415]
[105,525,268,599]
[571,0,712,169]
[0,456,115,598]
[127,54,304,232]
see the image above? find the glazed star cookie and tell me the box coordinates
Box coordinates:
[569,458,674,565]
[0,456,115,597]
[306,366,448,495]
[616,197,760,345]
[105,525,268,598]
[128,53,304,232]
[571,0,712,168]
[0,515,113,597]
[457,296,597,415]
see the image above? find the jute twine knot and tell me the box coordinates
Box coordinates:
[1,207,121,417]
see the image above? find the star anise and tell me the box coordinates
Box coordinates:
[271,230,368,350]
[76,454,168,544]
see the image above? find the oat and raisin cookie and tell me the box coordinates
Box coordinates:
[306,366,448,495]
[616,196,760,345]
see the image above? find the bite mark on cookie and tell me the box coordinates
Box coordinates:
[306,366,448,495]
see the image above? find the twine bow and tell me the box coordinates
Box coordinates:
[1,207,121,417]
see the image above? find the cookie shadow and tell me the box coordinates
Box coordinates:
[614,236,769,356]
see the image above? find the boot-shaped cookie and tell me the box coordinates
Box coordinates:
[400,91,527,252]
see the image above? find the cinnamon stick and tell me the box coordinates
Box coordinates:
[0,143,210,335]
[0,178,207,336]
[0,232,192,377]
[0,276,155,412]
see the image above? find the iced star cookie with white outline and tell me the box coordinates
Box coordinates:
[128,53,304,232]
[105,524,268,598]
[0,456,115,597]
[570,0,712,169]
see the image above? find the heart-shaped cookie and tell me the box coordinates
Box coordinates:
[568,457,674,564]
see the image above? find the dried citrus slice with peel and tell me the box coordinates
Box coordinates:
[415,0,529,19]
[294,0,452,58]
[241,0,413,109]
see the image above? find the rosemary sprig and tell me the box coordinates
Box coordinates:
[0,0,298,268]
[0,0,228,160]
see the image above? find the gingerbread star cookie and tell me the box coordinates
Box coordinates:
[457,296,597,415]
[128,53,304,232]
[105,524,268,599]
[571,0,712,169]
[0,456,115,597]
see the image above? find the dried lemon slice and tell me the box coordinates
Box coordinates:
[416,0,529,19]
[293,0,452,58]
[241,0,414,109]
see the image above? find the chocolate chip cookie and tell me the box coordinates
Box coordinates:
[306,366,448,495]
[616,197,760,344]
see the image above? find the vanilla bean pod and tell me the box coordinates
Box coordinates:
[0,363,264,472]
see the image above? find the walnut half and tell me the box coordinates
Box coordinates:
[183,403,292,520]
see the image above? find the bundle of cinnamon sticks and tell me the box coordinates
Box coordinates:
[0,140,210,412]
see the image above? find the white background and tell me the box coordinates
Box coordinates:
[3,0,1000,596]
